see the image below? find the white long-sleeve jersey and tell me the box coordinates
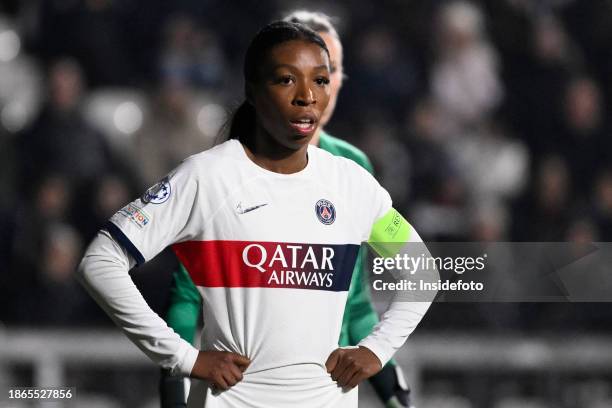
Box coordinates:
[77,139,431,407]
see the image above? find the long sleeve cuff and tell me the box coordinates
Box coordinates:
[173,344,200,377]
[357,337,393,368]
[356,301,431,367]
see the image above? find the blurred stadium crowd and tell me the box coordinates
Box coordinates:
[2,0,612,329]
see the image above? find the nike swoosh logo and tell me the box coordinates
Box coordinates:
[236,202,268,214]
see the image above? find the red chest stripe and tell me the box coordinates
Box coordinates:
[172,240,359,291]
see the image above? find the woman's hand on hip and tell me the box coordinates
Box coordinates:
[190,351,251,390]
[325,346,382,389]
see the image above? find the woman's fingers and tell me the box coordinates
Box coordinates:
[325,348,341,373]
[326,347,382,389]
[213,375,229,390]
[192,350,250,391]
[345,369,364,389]
[226,362,244,385]
[230,353,251,371]
[330,351,351,382]
[336,364,358,386]
[333,352,358,386]
[216,352,247,388]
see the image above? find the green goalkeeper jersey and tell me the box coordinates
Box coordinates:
[165,131,392,365]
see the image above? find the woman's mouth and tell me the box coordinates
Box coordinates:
[289,118,317,135]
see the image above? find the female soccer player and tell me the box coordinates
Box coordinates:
[78,21,431,407]
[162,11,415,408]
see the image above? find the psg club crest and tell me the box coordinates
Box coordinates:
[315,199,336,225]
[142,176,171,204]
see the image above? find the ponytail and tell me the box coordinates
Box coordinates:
[228,100,256,144]
[214,100,256,146]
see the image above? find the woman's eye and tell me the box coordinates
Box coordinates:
[278,76,294,85]
[315,77,330,86]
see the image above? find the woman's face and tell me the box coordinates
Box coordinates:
[251,40,331,150]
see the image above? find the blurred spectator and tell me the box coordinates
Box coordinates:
[431,1,504,135]
[469,200,509,242]
[16,59,115,198]
[512,155,572,241]
[401,99,458,202]
[360,110,411,211]
[8,220,88,325]
[15,58,138,214]
[565,216,599,244]
[560,0,612,102]
[34,175,72,221]
[409,173,469,241]
[73,174,131,241]
[160,15,228,90]
[12,175,72,263]
[446,121,529,204]
[131,80,217,186]
[346,25,420,119]
[34,223,85,324]
[532,16,577,68]
[94,175,131,220]
[398,99,472,240]
[4,175,71,322]
[512,15,577,155]
[557,77,611,197]
[470,200,523,331]
[0,15,43,136]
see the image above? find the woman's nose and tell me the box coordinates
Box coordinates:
[292,83,315,106]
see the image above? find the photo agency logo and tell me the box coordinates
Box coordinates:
[365,242,610,302]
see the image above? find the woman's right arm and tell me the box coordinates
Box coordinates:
[78,230,251,389]
[77,229,200,376]
[78,155,252,388]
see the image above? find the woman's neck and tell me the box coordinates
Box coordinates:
[242,129,309,174]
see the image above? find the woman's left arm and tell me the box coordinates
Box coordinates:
[326,208,436,388]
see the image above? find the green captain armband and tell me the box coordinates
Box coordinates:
[368,208,412,258]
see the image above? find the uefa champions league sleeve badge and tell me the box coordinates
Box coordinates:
[315,199,336,225]
[142,176,171,204]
